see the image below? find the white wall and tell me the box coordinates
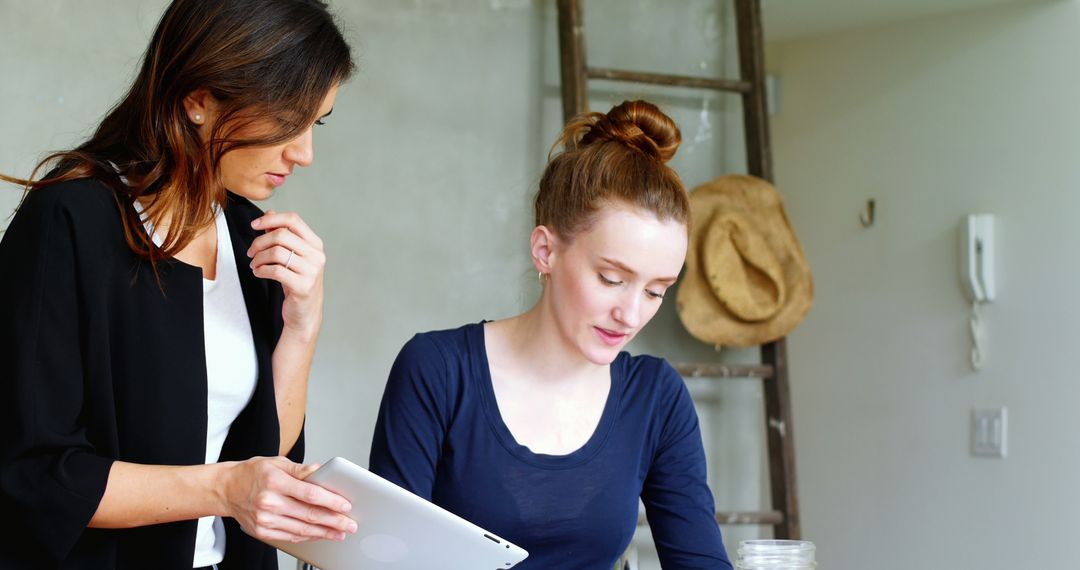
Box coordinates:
[769,1,1080,567]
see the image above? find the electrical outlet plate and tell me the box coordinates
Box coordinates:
[971,407,1007,458]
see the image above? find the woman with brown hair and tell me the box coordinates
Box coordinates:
[0,1,357,567]
[369,100,734,569]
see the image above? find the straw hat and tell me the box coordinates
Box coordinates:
[676,174,813,348]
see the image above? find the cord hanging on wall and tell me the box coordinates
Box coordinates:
[859,199,876,228]
[969,301,986,370]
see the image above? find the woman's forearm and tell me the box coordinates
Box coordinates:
[248,211,325,455]
[88,461,227,528]
[89,456,356,543]
[272,325,319,455]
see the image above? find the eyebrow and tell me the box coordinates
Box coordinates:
[600,256,679,284]
[320,108,334,119]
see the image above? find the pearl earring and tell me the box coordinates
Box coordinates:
[193,113,203,123]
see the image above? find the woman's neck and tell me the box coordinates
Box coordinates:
[490,295,605,385]
[138,197,220,280]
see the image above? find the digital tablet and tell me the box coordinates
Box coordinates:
[271,457,529,570]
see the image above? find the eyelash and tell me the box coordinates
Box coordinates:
[599,273,622,287]
[314,119,327,126]
[599,273,665,300]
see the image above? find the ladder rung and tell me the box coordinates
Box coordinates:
[587,67,754,94]
[638,510,784,527]
[673,363,774,379]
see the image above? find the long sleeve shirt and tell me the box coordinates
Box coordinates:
[369,322,732,569]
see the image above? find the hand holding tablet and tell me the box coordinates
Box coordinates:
[271,457,528,570]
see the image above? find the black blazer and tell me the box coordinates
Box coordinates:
[0,178,302,569]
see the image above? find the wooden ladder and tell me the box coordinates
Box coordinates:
[556,0,800,541]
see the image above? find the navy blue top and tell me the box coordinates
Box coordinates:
[369,323,732,569]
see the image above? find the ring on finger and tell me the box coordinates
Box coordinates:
[284,249,295,271]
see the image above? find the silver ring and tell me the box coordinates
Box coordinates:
[284,249,295,271]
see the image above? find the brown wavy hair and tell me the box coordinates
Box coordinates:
[535,100,687,240]
[0,0,355,260]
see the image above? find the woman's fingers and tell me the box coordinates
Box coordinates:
[247,227,312,261]
[233,458,355,544]
[298,463,320,480]
[280,475,353,517]
[249,247,318,296]
[277,494,357,536]
[244,211,325,333]
[261,513,349,542]
[246,223,326,294]
[250,244,308,274]
[251,211,323,249]
[267,475,355,540]
[253,262,311,294]
[245,521,343,544]
[248,230,324,296]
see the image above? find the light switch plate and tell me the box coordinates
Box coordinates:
[972,407,1007,458]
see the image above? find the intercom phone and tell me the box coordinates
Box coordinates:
[961,214,995,303]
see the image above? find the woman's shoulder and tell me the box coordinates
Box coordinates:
[620,352,682,386]
[8,178,122,239]
[385,323,483,404]
[19,177,118,214]
[618,352,694,409]
[398,322,482,364]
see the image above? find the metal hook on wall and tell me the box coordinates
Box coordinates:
[859,199,876,228]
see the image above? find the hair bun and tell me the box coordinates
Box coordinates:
[580,100,681,163]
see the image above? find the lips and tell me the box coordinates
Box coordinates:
[266,173,288,187]
[594,326,629,347]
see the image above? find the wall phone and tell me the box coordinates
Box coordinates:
[961,214,995,303]
[961,214,994,371]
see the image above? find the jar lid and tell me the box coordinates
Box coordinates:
[736,539,817,567]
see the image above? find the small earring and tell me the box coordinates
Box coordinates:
[538,271,545,283]
[193,113,203,124]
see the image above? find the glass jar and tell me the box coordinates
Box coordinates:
[734,539,817,569]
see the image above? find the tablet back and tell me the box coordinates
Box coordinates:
[272,457,529,570]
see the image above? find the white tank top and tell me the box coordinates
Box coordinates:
[133,202,258,567]
[192,208,259,567]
